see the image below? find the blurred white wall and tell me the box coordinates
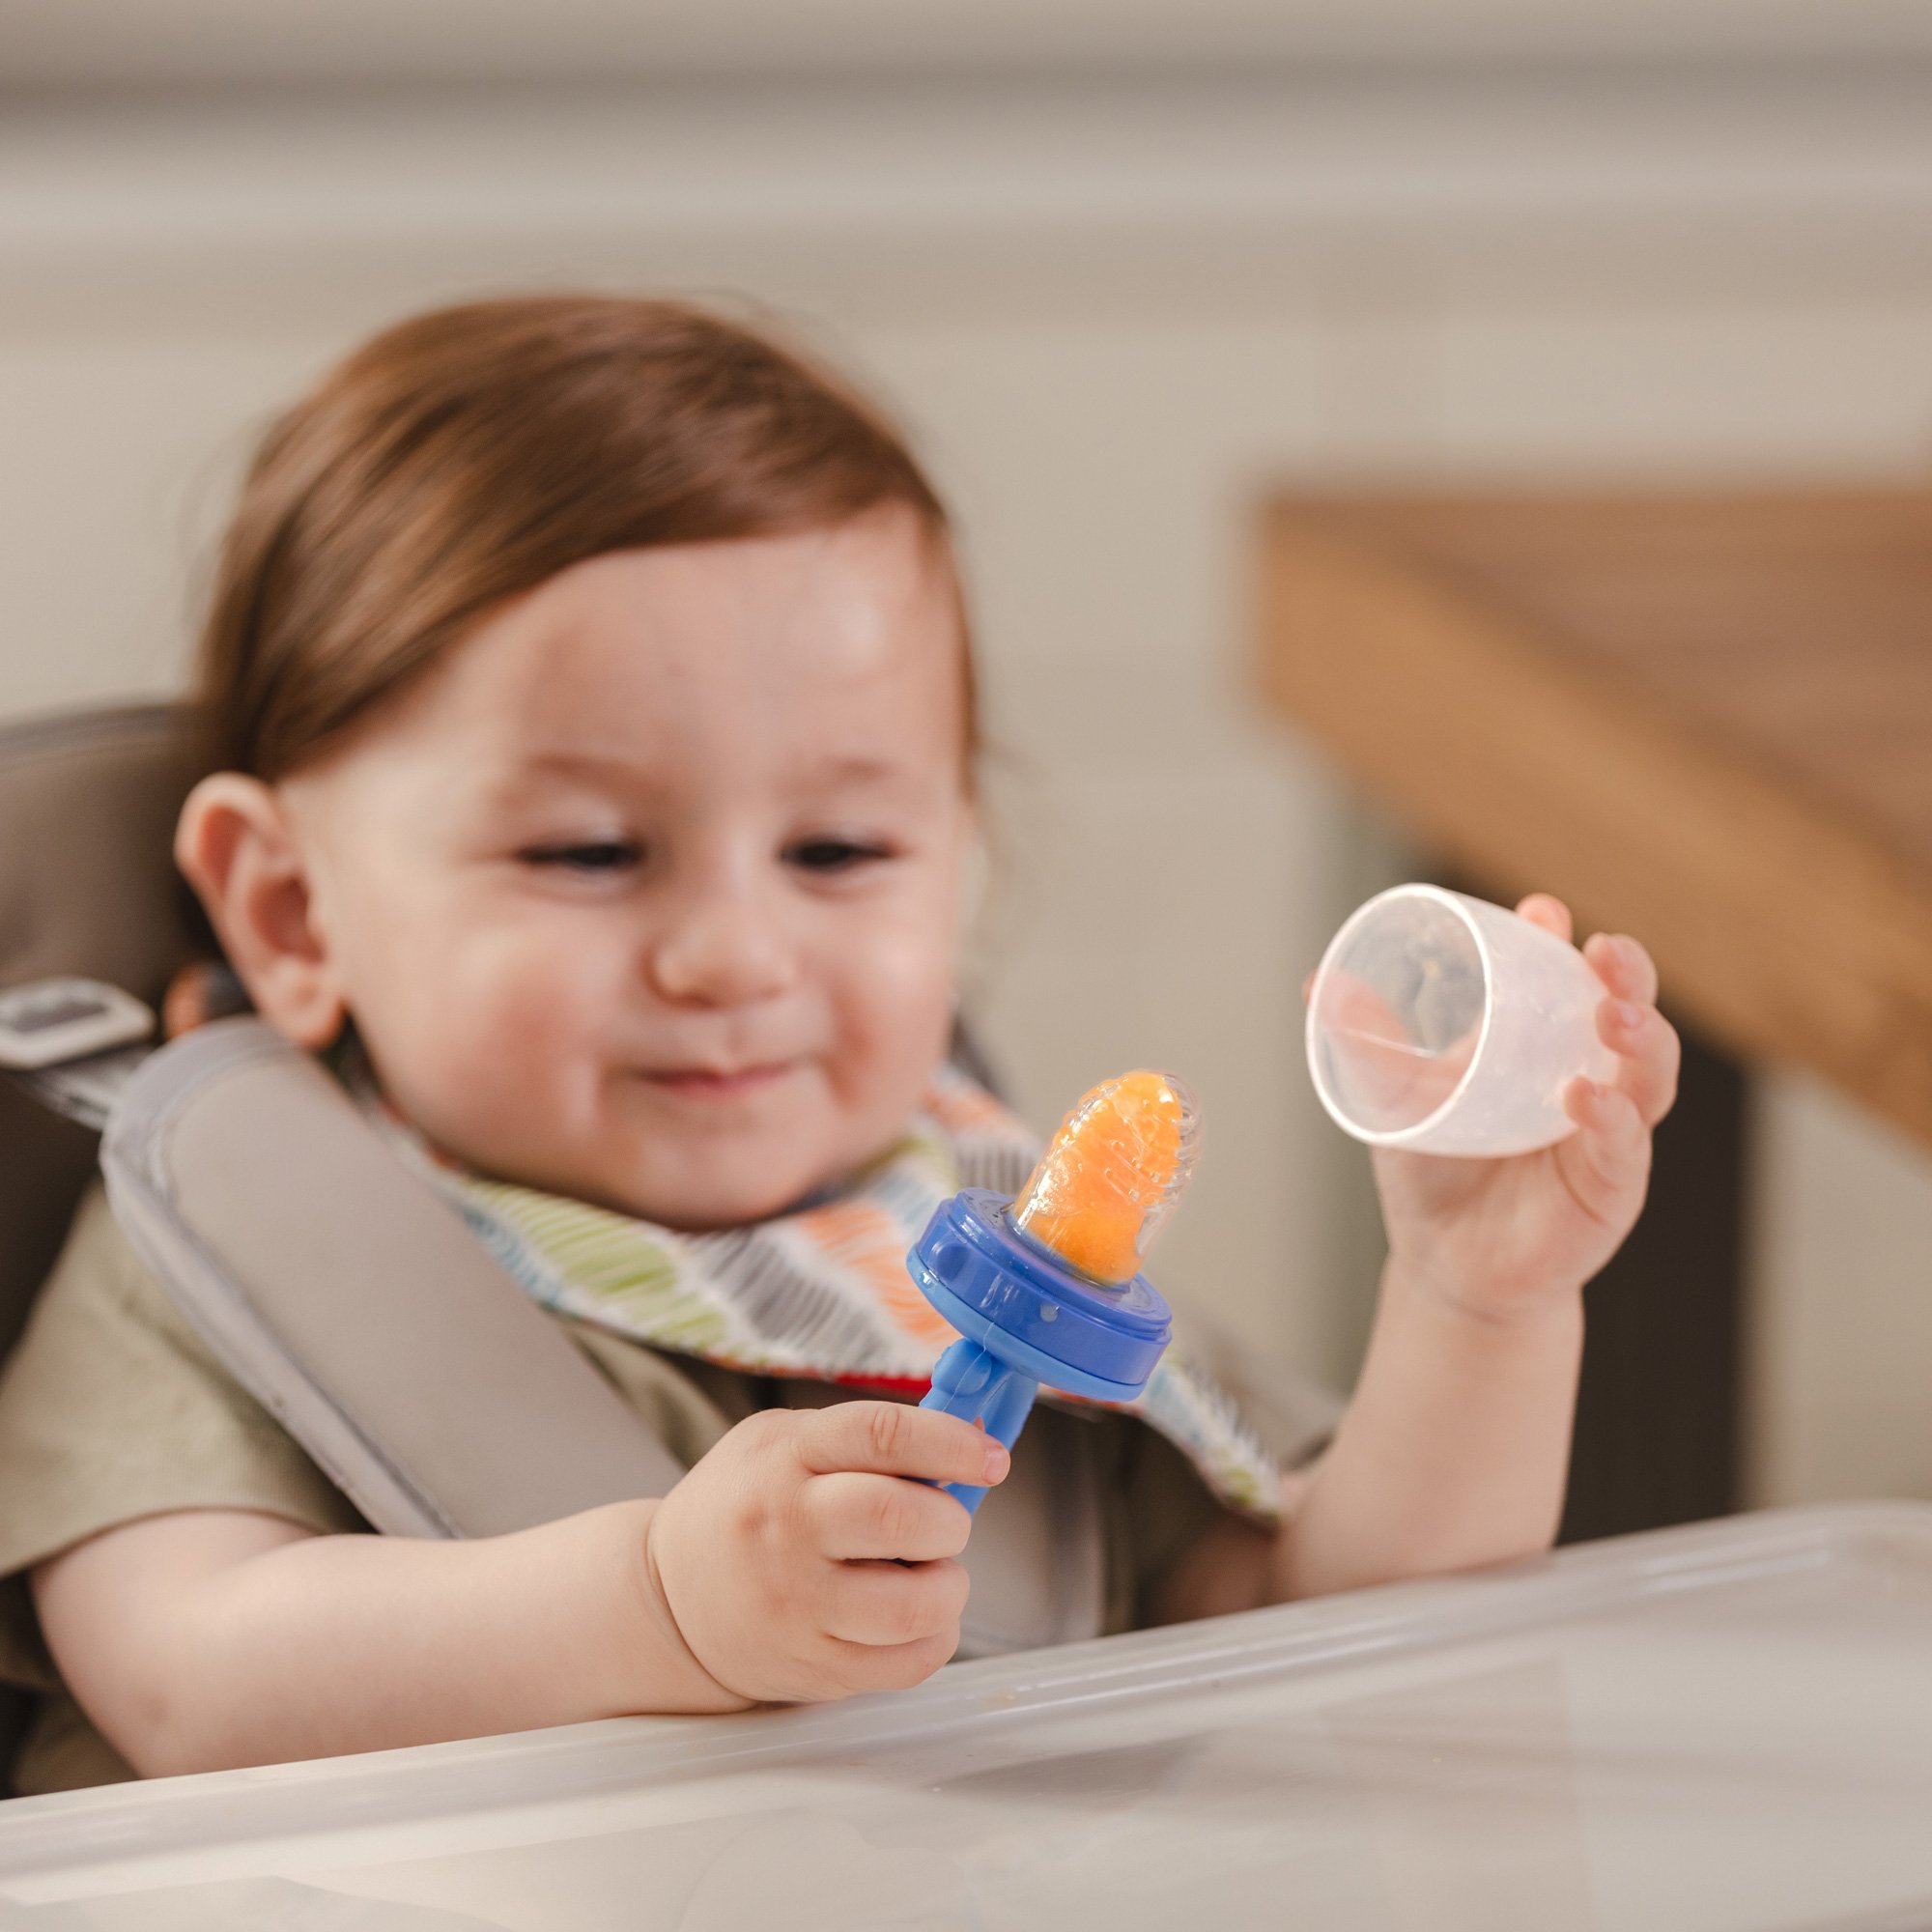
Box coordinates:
[5,20,1932,1497]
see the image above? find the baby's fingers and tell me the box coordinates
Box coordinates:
[1516,894,1574,944]
[819,1556,970,1650]
[1597,996,1682,1128]
[1559,1078,1652,1225]
[822,1630,961,1696]
[805,1471,973,1563]
[1583,931,1660,1008]
[797,1402,1009,1491]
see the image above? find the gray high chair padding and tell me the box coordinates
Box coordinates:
[0,704,202,1367]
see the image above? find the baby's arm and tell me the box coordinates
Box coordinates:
[34,1404,1004,1776]
[1163,901,1680,1618]
[1156,1271,1587,1620]
[35,1501,724,1775]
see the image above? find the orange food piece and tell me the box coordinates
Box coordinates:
[1013,1070,1189,1284]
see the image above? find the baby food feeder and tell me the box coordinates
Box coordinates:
[908,1071,1200,1511]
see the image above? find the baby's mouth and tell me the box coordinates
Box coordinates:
[639,1062,799,1100]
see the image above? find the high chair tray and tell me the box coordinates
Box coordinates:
[1,1503,1929,1930]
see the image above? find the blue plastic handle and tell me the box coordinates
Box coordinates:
[919,1338,1037,1514]
[906,1188,1174,1520]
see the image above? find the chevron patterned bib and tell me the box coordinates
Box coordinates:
[375,1065,1282,1520]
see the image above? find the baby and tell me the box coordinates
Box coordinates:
[0,298,1678,1788]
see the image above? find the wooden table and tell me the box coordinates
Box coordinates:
[1258,488,1932,1149]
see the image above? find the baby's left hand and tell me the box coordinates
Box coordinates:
[1370,894,1681,1323]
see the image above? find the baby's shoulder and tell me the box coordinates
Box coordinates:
[33,1179,202,1349]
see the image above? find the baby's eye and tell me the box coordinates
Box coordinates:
[785,837,893,875]
[520,840,643,874]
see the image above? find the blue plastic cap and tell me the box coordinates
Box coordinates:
[905,1189,1172,1403]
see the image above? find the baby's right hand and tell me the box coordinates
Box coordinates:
[646,1402,1007,1705]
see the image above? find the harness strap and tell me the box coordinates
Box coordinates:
[13,1042,151,1134]
[100,1018,687,1536]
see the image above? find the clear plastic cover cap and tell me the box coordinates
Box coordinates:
[1306,885,1618,1156]
[1308,891,1488,1138]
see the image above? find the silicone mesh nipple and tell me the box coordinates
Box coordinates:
[1012,1069,1203,1285]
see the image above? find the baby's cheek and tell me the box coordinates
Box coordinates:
[826,923,956,1112]
[379,927,603,1134]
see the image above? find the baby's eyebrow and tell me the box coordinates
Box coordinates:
[515,749,645,782]
[471,749,651,814]
[480,748,662,802]
[798,753,910,788]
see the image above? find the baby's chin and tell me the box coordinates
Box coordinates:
[417,1078,919,1229]
[562,1147,856,1232]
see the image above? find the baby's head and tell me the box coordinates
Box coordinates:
[177,297,976,1228]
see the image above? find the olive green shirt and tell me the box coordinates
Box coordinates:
[0,1187,1331,1797]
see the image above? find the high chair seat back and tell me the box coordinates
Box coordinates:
[0,704,201,1367]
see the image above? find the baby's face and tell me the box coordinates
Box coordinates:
[281,508,973,1226]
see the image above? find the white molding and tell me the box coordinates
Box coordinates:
[11,0,1932,88]
[7,72,1932,299]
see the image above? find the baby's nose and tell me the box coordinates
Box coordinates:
[647,891,795,1007]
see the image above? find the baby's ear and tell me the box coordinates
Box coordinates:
[173,774,345,1050]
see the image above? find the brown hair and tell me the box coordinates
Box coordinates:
[194,295,971,781]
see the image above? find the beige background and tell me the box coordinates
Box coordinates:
[5,14,1932,1504]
